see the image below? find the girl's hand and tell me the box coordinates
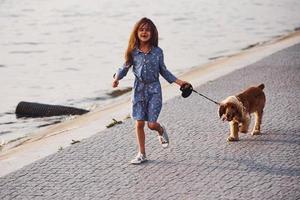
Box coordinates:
[112,79,119,88]
[175,79,189,87]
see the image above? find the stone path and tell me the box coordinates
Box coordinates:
[0,43,299,200]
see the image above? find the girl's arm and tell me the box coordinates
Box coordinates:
[112,64,131,88]
[158,49,189,87]
[158,49,177,83]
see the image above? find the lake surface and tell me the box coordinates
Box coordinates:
[1,0,300,143]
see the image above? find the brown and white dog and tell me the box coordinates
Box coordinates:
[218,83,266,142]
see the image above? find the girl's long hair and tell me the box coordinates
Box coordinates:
[125,17,158,66]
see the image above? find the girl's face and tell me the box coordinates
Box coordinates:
[137,23,151,43]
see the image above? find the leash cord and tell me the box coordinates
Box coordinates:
[192,90,220,105]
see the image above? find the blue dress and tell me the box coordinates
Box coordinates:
[115,46,177,122]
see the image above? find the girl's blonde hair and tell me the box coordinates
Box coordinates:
[125,17,158,66]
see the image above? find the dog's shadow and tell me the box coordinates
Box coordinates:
[138,129,300,178]
[144,154,300,178]
[240,130,300,145]
[141,158,300,178]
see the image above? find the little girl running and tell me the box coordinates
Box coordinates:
[112,17,189,164]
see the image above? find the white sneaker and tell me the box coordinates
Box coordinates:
[158,125,169,148]
[130,152,147,165]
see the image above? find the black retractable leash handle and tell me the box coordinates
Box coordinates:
[180,83,220,105]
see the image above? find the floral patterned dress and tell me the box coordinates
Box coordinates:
[115,46,177,122]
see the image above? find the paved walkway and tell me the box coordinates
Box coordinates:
[1,43,300,200]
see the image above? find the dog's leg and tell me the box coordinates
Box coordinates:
[239,114,250,133]
[251,110,263,135]
[227,121,239,142]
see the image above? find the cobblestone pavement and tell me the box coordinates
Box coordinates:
[1,43,300,200]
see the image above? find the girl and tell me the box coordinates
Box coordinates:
[112,17,189,164]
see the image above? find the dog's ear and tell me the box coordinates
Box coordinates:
[233,104,242,120]
[219,104,226,118]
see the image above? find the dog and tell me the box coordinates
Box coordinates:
[218,83,266,142]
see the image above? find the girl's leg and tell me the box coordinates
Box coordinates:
[135,120,146,155]
[147,122,163,135]
[148,122,169,148]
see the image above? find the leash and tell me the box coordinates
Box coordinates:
[192,89,220,105]
[180,83,220,105]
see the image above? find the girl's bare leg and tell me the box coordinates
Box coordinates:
[136,120,146,155]
[148,121,169,148]
[147,122,163,135]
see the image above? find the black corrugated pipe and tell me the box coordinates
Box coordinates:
[15,101,89,118]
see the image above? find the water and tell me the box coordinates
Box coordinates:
[1,0,300,143]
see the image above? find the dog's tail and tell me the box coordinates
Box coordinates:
[258,83,265,90]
